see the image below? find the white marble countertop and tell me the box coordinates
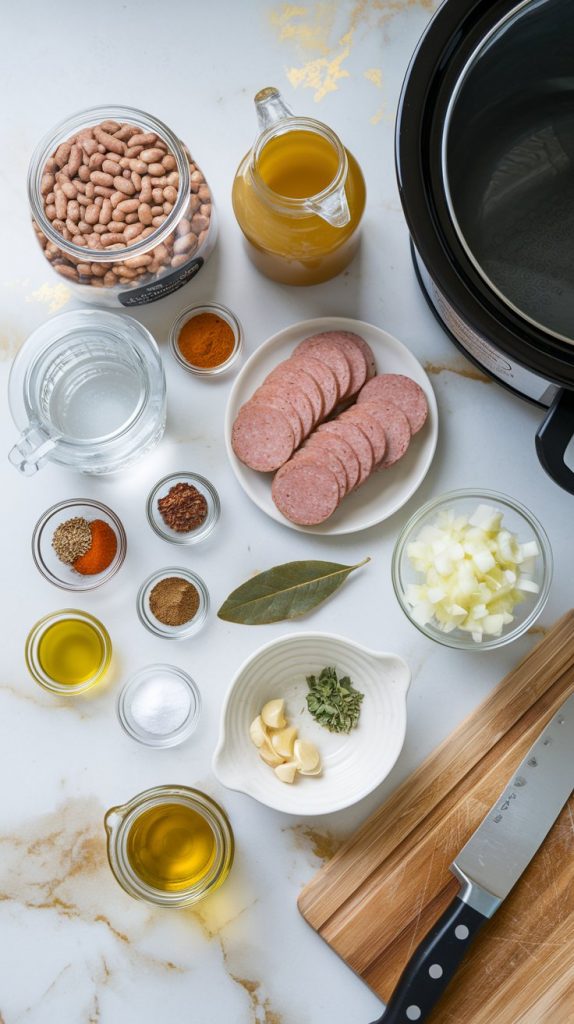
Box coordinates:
[0,2,569,1022]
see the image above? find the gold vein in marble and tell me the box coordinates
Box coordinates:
[230,974,284,1024]
[269,0,439,102]
[0,327,24,361]
[423,361,492,384]
[26,281,71,313]
[364,67,382,87]
[287,29,354,101]
[286,823,345,861]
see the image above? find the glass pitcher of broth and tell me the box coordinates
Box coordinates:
[8,309,166,476]
[104,786,234,908]
[232,87,366,285]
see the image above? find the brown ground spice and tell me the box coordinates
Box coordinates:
[149,576,200,626]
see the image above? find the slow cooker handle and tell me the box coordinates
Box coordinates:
[535,389,574,494]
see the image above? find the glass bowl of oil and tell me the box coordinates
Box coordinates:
[25,609,112,695]
[32,498,127,591]
[104,785,234,907]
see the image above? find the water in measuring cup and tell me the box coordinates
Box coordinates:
[41,336,144,440]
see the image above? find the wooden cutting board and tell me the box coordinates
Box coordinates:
[298,611,574,1024]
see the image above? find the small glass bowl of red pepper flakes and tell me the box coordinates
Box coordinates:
[146,472,220,545]
[32,499,127,591]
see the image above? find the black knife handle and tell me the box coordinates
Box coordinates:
[370,897,488,1023]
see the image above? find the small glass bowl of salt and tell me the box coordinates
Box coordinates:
[117,664,201,748]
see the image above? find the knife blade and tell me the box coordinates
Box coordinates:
[371,692,574,1024]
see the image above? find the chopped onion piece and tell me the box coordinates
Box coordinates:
[516,577,540,593]
[520,541,540,559]
[469,505,502,532]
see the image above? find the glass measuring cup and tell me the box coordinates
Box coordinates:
[104,785,234,907]
[232,87,366,285]
[8,309,166,475]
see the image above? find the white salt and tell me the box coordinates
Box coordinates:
[129,671,192,736]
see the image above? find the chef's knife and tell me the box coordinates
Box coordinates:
[372,692,574,1024]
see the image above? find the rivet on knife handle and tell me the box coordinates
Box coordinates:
[370,896,487,1023]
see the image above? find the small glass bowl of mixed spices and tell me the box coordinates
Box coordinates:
[147,472,220,545]
[137,567,209,639]
[32,499,127,590]
[170,303,242,376]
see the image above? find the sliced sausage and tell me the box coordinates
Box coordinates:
[289,353,340,415]
[232,404,295,472]
[292,446,347,497]
[358,374,428,433]
[295,331,367,397]
[292,335,352,398]
[256,380,315,438]
[250,390,304,447]
[340,406,387,465]
[357,399,411,468]
[272,461,340,525]
[304,431,361,491]
[315,420,374,485]
[345,331,377,378]
[266,363,324,423]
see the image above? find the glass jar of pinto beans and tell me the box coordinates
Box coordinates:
[27,105,217,307]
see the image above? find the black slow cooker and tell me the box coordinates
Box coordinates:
[396,0,574,493]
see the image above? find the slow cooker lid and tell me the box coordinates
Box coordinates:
[443,0,574,346]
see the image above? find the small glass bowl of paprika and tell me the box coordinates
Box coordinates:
[32,499,127,591]
[170,302,243,376]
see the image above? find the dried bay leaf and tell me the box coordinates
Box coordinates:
[217,557,370,625]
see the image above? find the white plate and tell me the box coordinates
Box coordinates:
[212,632,410,816]
[224,316,438,535]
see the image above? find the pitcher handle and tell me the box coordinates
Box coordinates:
[8,423,58,476]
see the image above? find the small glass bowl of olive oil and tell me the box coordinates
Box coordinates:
[104,785,234,908]
[25,609,112,695]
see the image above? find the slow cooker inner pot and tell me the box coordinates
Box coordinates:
[445,0,574,344]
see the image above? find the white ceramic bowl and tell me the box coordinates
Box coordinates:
[212,632,410,815]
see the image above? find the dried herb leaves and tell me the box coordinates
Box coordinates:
[306,666,364,733]
[217,557,369,625]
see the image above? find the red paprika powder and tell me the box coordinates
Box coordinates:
[73,519,117,575]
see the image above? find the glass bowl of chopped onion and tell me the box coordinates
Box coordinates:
[392,489,552,650]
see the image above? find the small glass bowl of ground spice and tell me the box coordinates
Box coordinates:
[170,303,242,376]
[146,472,220,545]
[32,499,127,591]
[137,568,209,639]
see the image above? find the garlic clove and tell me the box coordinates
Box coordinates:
[298,763,323,776]
[293,738,320,773]
[259,739,285,767]
[249,715,268,749]
[261,698,286,730]
[271,725,297,758]
[274,761,298,784]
